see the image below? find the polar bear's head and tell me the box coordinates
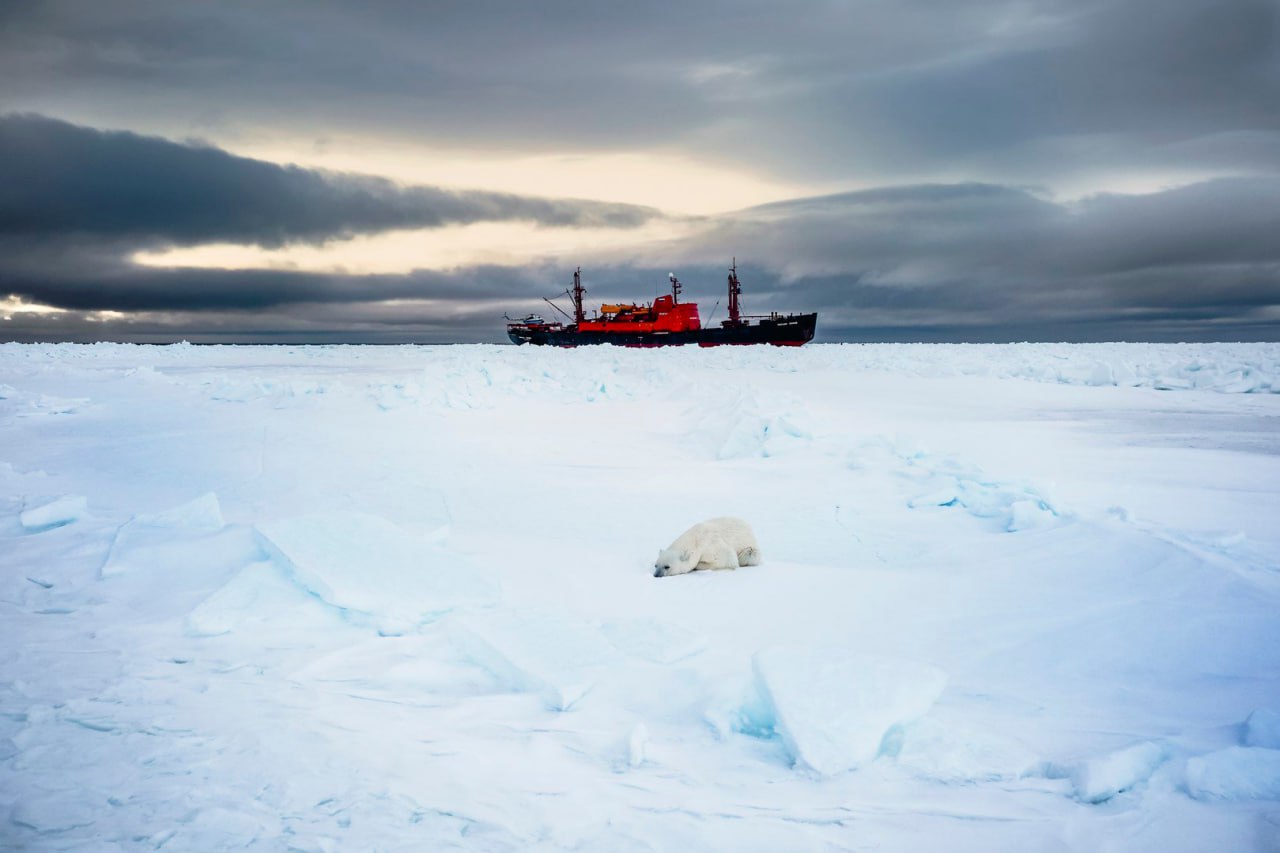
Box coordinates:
[654,547,695,577]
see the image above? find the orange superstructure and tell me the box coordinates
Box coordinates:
[578,293,701,335]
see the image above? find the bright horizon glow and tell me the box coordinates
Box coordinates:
[132,218,701,274]
[229,133,812,217]
[1,295,66,320]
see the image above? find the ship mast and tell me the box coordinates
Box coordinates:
[571,267,586,325]
[668,272,682,304]
[727,257,742,325]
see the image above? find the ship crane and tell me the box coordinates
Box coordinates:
[727,258,743,326]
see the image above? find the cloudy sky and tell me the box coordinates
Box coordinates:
[2,0,1278,342]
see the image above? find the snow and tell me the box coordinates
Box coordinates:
[627,722,650,768]
[891,718,1040,783]
[1068,741,1169,803]
[1245,709,1280,750]
[600,617,707,664]
[2,340,1280,850]
[752,647,949,776]
[184,559,318,637]
[255,510,498,634]
[18,494,87,531]
[1186,747,1280,801]
[448,609,617,710]
[99,491,229,577]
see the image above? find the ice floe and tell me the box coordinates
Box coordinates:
[751,647,948,776]
[1186,747,1280,801]
[449,610,617,710]
[184,559,322,637]
[19,495,87,532]
[255,510,499,634]
[890,718,1040,783]
[1243,708,1280,749]
[100,492,255,579]
[1068,741,1168,803]
[600,618,707,664]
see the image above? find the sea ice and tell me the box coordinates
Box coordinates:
[4,341,1280,851]
[714,394,812,460]
[255,510,498,634]
[704,675,778,741]
[717,412,812,459]
[449,610,617,710]
[892,718,1040,783]
[1006,498,1057,532]
[10,793,104,833]
[601,618,707,664]
[628,723,650,768]
[99,492,240,578]
[19,394,88,416]
[902,454,1063,532]
[19,495,87,531]
[119,491,224,533]
[1069,741,1168,803]
[184,559,320,637]
[751,647,948,776]
[1186,747,1280,801]
[1243,708,1280,749]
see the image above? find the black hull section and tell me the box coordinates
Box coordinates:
[508,313,817,347]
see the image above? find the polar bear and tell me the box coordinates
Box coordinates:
[654,517,761,578]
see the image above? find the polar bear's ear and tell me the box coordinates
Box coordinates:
[679,549,693,563]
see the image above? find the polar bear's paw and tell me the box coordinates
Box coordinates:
[696,536,741,572]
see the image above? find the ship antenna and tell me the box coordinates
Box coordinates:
[668,272,681,304]
[727,257,742,325]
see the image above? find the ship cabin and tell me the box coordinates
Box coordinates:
[578,294,701,335]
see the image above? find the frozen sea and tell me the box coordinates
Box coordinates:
[2,341,1279,851]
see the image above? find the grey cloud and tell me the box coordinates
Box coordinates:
[0,1,994,151]
[1,248,554,313]
[0,114,660,248]
[690,178,1280,280]
[651,177,1280,338]
[745,0,1280,183]
[9,0,1276,190]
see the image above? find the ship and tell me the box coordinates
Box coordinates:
[506,262,817,347]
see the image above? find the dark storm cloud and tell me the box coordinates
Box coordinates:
[0,1,997,153]
[820,0,1280,181]
[2,252,551,313]
[0,114,660,248]
[693,178,1280,283]
[3,0,1276,185]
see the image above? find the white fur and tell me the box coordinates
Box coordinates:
[654,517,761,577]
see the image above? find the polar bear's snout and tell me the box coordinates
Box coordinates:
[653,550,681,577]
